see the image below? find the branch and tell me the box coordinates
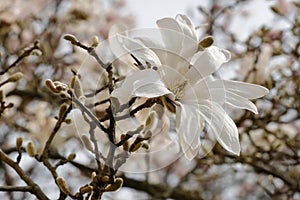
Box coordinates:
[0,149,49,200]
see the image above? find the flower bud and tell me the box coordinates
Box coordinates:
[16,137,23,152]
[64,34,78,44]
[30,49,42,56]
[7,72,23,83]
[91,36,99,47]
[123,140,130,151]
[56,177,70,194]
[104,178,123,192]
[130,142,142,152]
[79,185,93,194]
[45,79,58,93]
[64,118,72,124]
[26,141,36,157]
[58,104,68,120]
[67,153,76,161]
[70,75,83,98]
[91,172,97,181]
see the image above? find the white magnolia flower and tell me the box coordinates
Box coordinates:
[109,14,269,160]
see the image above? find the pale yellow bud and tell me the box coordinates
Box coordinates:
[70,76,83,98]
[79,185,93,194]
[16,137,23,152]
[64,118,72,124]
[58,104,68,120]
[91,172,97,181]
[67,153,76,161]
[45,79,58,93]
[30,49,42,56]
[104,178,123,192]
[130,142,142,152]
[26,141,36,157]
[56,177,70,194]
[63,34,78,44]
[91,36,99,47]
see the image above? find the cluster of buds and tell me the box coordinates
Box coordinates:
[45,79,71,99]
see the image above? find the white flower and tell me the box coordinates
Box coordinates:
[109,14,269,160]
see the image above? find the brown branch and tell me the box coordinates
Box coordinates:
[0,186,31,192]
[0,149,49,200]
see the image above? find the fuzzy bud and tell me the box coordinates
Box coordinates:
[91,36,99,47]
[130,142,142,152]
[64,118,72,124]
[16,137,23,152]
[26,141,36,157]
[30,49,42,56]
[45,79,58,93]
[104,178,123,192]
[70,75,83,98]
[123,140,130,151]
[7,72,23,83]
[79,185,93,194]
[64,34,78,44]
[56,177,70,194]
[58,104,68,120]
[67,153,76,161]
[91,172,97,181]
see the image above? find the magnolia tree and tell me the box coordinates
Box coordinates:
[0,0,299,199]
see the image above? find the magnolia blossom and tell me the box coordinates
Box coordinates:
[109,14,269,160]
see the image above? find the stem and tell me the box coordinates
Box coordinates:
[0,149,50,200]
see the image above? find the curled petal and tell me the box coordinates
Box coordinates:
[188,46,231,78]
[116,34,161,66]
[156,17,182,54]
[111,69,170,104]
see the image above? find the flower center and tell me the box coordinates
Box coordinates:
[168,80,188,100]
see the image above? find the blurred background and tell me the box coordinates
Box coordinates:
[0,0,299,199]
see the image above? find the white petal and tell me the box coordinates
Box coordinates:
[225,91,258,114]
[176,102,200,160]
[211,80,269,99]
[189,46,231,78]
[109,24,129,59]
[175,14,197,40]
[175,14,198,57]
[117,34,161,66]
[178,135,199,160]
[156,17,182,54]
[111,69,170,104]
[199,101,240,155]
[136,36,167,64]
